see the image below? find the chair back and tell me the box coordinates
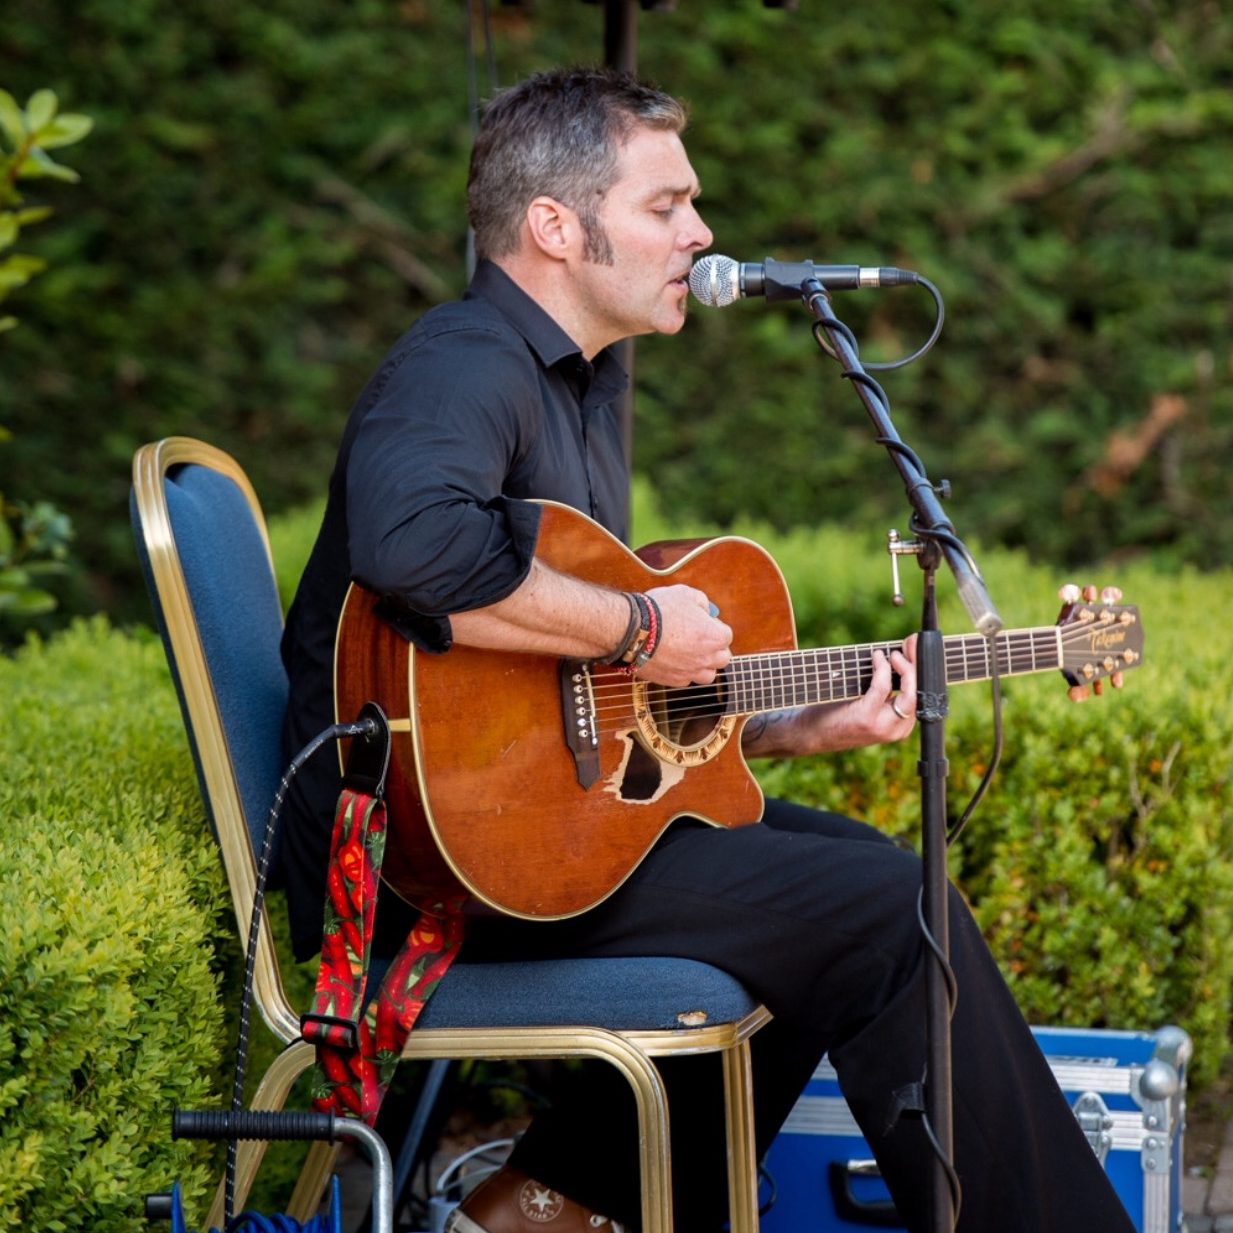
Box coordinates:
[131,437,297,1040]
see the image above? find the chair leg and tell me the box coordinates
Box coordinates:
[629,1061,674,1233]
[403,1027,676,1233]
[722,1040,760,1233]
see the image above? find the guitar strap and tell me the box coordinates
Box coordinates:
[300,706,466,1126]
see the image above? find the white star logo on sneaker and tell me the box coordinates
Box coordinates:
[518,1180,565,1223]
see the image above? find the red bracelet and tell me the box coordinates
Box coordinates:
[614,593,663,675]
[633,594,662,670]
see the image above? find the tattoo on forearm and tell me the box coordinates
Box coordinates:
[742,708,798,753]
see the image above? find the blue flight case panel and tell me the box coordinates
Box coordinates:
[760,1024,1190,1233]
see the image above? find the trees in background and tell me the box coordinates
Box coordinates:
[0,1,1229,629]
[0,86,90,623]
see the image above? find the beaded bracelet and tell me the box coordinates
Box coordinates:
[612,592,662,675]
[632,594,662,670]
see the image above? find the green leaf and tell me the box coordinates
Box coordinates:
[24,89,58,134]
[21,560,69,577]
[0,585,58,616]
[0,316,17,333]
[0,89,24,148]
[14,205,52,226]
[0,254,47,290]
[0,215,16,248]
[35,113,93,150]
[16,148,80,183]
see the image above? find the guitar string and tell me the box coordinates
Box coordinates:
[581,625,1107,709]
[574,623,1133,727]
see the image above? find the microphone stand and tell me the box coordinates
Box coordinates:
[799,276,1003,1233]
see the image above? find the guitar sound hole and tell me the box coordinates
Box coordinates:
[651,680,726,748]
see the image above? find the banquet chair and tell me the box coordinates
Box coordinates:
[130,436,770,1233]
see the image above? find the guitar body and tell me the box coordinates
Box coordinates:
[335,502,797,919]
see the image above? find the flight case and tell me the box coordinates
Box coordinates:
[760,1024,1191,1233]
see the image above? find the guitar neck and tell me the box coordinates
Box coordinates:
[726,626,1062,716]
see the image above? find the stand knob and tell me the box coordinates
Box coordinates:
[887,529,923,607]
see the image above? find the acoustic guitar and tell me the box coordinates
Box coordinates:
[334,501,1144,920]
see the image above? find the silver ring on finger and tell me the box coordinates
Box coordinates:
[890,695,911,720]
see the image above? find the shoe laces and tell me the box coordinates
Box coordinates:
[589,1218,623,1232]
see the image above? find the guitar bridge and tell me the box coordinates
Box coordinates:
[559,659,601,789]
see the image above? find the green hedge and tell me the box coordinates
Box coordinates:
[2,2,1232,630]
[0,620,230,1230]
[2,500,1231,1227]
[740,522,1233,1084]
[628,482,1233,1082]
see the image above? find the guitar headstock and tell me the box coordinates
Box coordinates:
[1056,584,1144,700]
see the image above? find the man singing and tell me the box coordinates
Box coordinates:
[280,66,1135,1233]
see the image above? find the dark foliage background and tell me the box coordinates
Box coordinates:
[2,0,1230,625]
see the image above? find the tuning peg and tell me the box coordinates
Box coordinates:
[1112,671,1125,689]
[1059,583,1082,604]
[1083,584,1099,602]
[1068,684,1091,703]
[1101,585,1123,604]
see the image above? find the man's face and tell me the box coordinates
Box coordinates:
[571,125,712,355]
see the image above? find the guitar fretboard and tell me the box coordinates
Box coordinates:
[724,627,1062,716]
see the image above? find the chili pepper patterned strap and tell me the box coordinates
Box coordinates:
[301,785,465,1125]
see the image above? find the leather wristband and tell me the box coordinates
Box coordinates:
[605,591,643,665]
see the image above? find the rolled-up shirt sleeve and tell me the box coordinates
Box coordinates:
[345,323,544,650]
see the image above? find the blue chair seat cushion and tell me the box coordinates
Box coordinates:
[415,956,761,1032]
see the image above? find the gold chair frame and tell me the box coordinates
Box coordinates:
[132,436,770,1233]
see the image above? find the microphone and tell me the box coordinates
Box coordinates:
[689,254,920,307]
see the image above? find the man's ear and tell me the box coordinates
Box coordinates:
[525,196,579,261]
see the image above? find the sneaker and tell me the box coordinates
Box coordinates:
[445,1164,626,1233]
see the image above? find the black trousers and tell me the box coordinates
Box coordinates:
[458,801,1136,1233]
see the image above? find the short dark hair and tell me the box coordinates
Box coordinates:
[467,66,688,263]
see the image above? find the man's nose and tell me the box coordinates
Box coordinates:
[683,203,713,251]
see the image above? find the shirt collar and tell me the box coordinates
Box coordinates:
[466,260,629,401]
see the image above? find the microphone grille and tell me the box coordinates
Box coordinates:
[688,254,740,308]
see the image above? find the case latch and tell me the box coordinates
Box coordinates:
[1072,1091,1114,1165]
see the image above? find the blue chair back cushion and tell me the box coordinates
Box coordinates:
[132,463,289,866]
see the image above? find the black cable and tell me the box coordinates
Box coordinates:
[757,1160,778,1218]
[224,718,379,1225]
[912,887,963,1225]
[947,640,1004,848]
[920,1106,964,1223]
[810,274,945,371]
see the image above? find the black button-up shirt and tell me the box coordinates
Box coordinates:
[280,260,630,958]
